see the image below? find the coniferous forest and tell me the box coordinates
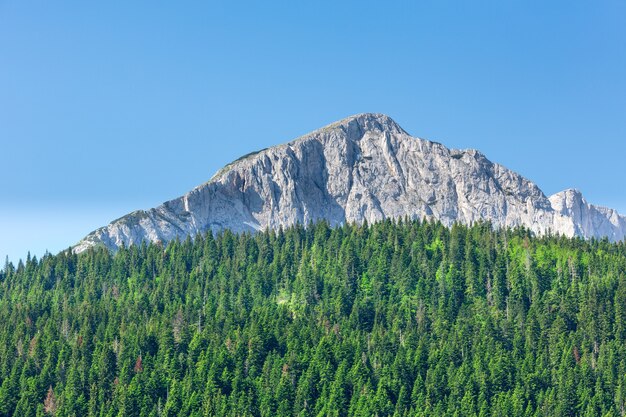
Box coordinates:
[2,219,626,416]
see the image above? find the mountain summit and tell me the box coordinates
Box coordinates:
[75,113,626,252]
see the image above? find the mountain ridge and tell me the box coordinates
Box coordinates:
[74,113,626,252]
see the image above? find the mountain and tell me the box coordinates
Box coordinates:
[74,113,626,252]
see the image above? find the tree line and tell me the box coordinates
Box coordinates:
[1,219,626,416]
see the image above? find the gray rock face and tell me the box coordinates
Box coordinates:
[74,113,626,252]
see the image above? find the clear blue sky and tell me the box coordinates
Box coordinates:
[1,1,625,263]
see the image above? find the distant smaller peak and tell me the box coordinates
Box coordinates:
[553,188,584,199]
[564,188,582,195]
[549,189,586,211]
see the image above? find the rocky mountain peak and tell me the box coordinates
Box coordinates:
[319,113,408,138]
[74,114,626,253]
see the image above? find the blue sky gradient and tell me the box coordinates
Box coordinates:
[1,1,625,262]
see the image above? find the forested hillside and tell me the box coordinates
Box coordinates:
[2,219,626,416]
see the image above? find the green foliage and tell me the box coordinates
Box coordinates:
[1,219,626,416]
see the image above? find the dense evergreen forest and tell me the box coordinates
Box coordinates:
[2,219,626,416]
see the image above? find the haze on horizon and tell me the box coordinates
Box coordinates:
[1,1,625,263]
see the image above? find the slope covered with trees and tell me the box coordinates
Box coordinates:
[1,219,626,416]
